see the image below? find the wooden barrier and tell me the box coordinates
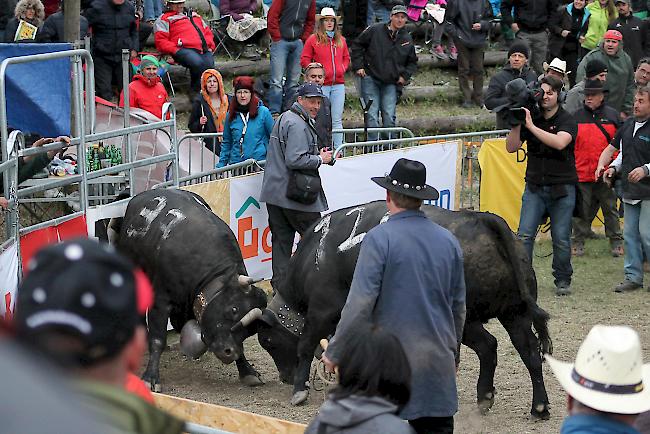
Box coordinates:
[154,393,307,434]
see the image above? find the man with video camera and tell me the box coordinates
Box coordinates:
[506,75,579,296]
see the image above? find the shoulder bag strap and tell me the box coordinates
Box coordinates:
[591,111,613,144]
[238,112,250,158]
[186,9,209,53]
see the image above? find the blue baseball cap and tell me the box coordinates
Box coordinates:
[297,82,324,98]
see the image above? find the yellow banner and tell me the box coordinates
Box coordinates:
[478,138,527,231]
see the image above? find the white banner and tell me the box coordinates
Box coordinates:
[230,142,460,278]
[0,243,19,322]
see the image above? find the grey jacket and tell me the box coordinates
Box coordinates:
[564,79,585,115]
[305,395,416,434]
[260,102,329,212]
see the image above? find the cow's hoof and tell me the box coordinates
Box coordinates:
[477,391,495,415]
[144,380,162,393]
[529,404,550,421]
[241,374,264,387]
[290,390,309,406]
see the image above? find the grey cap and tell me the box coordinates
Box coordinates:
[391,4,408,15]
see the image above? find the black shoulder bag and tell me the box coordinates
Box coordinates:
[279,109,322,205]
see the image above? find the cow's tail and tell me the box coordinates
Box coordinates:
[108,189,131,246]
[480,212,553,356]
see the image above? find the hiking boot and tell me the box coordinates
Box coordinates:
[555,281,572,296]
[449,44,458,60]
[571,241,585,257]
[241,44,261,61]
[432,44,448,60]
[613,280,642,293]
[610,240,624,258]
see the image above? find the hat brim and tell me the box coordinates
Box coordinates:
[546,354,650,414]
[298,93,323,98]
[371,176,439,200]
[316,15,341,21]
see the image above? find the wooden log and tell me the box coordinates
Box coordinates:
[167,50,508,81]
[342,112,497,134]
[154,393,306,434]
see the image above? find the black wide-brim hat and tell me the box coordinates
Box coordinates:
[371,158,439,200]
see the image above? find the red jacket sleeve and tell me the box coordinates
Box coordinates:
[300,34,316,67]
[267,0,284,42]
[341,37,350,72]
[154,17,179,55]
[301,0,316,42]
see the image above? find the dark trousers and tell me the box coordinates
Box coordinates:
[94,55,125,102]
[455,40,485,105]
[572,181,622,243]
[173,48,215,91]
[267,203,320,292]
[138,20,153,52]
[409,416,454,434]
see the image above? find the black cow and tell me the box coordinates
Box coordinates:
[116,189,268,391]
[255,201,553,420]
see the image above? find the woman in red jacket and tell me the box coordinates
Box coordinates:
[300,7,350,148]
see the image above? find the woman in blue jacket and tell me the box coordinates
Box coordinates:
[217,75,274,168]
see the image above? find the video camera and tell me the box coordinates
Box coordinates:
[493,78,543,128]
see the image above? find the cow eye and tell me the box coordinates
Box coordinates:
[231,307,238,315]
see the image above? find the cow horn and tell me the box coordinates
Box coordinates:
[230,308,263,333]
[238,275,264,287]
[240,308,263,327]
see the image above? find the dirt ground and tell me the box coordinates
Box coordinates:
[154,238,650,433]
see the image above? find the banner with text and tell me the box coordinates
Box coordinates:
[478,138,527,231]
[230,142,460,278]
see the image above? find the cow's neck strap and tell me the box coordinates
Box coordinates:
[268,292,305,337]
[193,279,225,323]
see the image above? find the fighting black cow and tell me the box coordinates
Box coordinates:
[116,189,268,391]
[255,200,553,420]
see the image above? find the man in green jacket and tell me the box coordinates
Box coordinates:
[576,29,636,118]
[14,239,185,434]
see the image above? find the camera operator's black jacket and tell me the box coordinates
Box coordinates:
[521,107,578,186]
[485,64,538,128]
[350,23,418,85]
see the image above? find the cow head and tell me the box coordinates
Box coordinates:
[256,293,303,384]
[192,274,267,364]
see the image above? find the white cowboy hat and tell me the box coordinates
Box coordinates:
[543,58,570,75]
[545,325,650,415]
[316,7,341,22]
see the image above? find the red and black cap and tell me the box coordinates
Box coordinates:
[14,238,153,365]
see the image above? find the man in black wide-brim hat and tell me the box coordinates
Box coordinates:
[324,158,467,434]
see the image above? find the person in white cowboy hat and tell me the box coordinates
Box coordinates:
[323,158,466,434]
[543,57,571,82]
[546,325,650,433]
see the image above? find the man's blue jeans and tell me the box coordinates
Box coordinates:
[268,39,303,114]
[144,0,163,21]
[517,183,575,286]
[322,84,345,147]
[361,76,397,141]
[173,48,215,91]
[623,200,650,285]
[366,0,389,25]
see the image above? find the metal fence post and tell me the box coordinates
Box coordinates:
[122,49,134,196]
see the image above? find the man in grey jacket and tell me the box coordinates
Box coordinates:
[260,82,333,292]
